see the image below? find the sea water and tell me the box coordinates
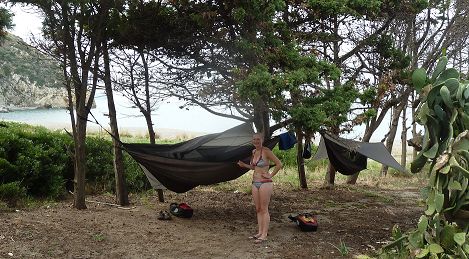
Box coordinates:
[0,94,242,134]
[0,93,404,140]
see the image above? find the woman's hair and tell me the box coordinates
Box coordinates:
[253,132,264,137]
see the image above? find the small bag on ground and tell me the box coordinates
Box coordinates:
[170,203,193,218]
[288,213,318,232]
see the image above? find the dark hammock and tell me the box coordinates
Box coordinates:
[122,123,280,193]
[309,132,409,175]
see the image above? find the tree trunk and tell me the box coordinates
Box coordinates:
[412,92,418,160]
[104,42,129,206]
[73,117,87,209]
[138,47,163,202]
[252,106,270,137]
[296,130,307,189]
[72,75,90,210]
[347,103,400,183]
[325,128,340,186]
[324,162,336,188]
[138,48,156,145]
[143,110,164,202]
[144,111,156,143]
[380,102,406,176]
[401,106,408,167]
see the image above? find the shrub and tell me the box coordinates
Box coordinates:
[0,181,26,206]
[124,153,151,193]
[0,123,70,198]
[83,137,148,193]
[0,121,149,202]
[272,141,320,171]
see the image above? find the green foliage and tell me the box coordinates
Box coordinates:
[2,64,10,75]
[369,34,412,70]
[382,216,468,258]
[410,0,429,12]
[92,235,106,242]
[0,181,26,205]
[329,239,353,256]
[0,122,148,204]
[0,7,14,40]
[124,152,150,193]
[232,8,246,22]
[236,37,360,134]
[289,82,362,132]
[361,88,378,104]
[383,56,469,257]
[85,137,114,185]
[272,142,321,172]
[307,0,382,17]
[0,122,71,198]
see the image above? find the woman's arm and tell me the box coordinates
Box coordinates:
[264,149,283,178]
[237,160,254,170]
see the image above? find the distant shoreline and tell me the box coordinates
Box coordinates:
[2,120,409,155]
[2,120,208,140]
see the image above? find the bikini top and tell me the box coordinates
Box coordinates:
[250,147,267,167]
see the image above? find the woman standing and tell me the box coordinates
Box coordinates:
[238,132,283,243]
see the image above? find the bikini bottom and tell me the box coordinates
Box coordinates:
[252,179,273,190]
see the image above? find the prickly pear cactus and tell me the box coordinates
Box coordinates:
[382,56,469,257]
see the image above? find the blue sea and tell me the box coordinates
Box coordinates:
[0,94,242,134]
[0,92,411,140]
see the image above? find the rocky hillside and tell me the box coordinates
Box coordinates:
[0,33,67,110]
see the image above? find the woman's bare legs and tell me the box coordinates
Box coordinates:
[251,183,273,241]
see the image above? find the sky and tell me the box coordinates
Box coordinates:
[4,4,417,141]
[7,4,42,41]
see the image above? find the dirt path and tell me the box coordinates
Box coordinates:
[0,183,423,258]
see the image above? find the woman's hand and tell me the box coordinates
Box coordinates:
[261,172,272,179]
[237,160,245,168]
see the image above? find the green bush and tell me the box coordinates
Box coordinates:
[0,181,26,205]
[124,153,151,193]
[82,136,148,193]
[0,122,149,202]
[272,141,321,171]
[0,123,71,198]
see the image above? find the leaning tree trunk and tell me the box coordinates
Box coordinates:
[296,130,307,189]
[142,111,163,202]
[324,128,339,187]
[380,102,406,176]
[346,110,387,184]
[104,43,129,206]
[138,48,157,145]
[138,48,164,202]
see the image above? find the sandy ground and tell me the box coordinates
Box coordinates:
[0,184,424,259]
[1,121,422,258]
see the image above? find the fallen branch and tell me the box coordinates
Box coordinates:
[85,200,121,207]
[85,200,137,210]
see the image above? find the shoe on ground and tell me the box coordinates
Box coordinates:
[164,211,172,220]
[157,210,165,220]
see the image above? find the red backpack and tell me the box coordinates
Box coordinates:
[288,213,318,232]
[170,203,193,218]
